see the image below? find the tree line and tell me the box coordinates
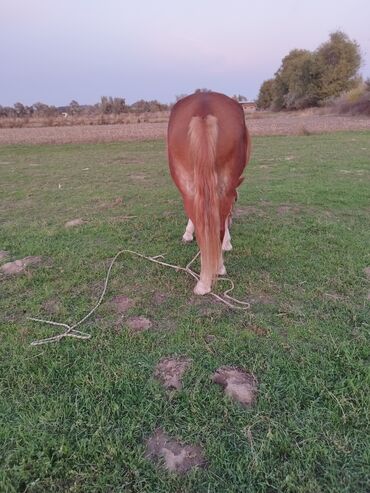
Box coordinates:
[257,31,363,110]
[0,90,249,119]
[0,97,170,118]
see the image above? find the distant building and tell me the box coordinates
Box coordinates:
[240,101,256,113]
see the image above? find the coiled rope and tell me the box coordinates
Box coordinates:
[29,249,250,346]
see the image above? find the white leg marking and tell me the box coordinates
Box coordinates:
[222,219,232,251]
[218,252,227,276]
[182,218,194,243]
[194,280,211,295]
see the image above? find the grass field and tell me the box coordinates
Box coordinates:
[1,132,369,492]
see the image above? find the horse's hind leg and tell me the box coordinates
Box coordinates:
[182,218,194,243]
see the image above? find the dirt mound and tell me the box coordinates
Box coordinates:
[212,367,258,407]
[1,256,43,275]
[146,429,206,474]
[127,316,152,332]
[154,356,192,390]
[111,295,134,314]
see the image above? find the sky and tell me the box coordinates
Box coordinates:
[1,0,370,107]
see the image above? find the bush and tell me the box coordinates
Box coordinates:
[328,82,370,115]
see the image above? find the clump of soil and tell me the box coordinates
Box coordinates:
[0,251,9,261]
[212,366,258,407]
[64,218,85,228]
[363,267,370,279]
[1,256,43,275]
[154,356,192,390]
[111,295,134,314]
[146,429,206,474]
[127,316,152,332]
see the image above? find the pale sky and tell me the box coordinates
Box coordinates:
[1,0,369,106]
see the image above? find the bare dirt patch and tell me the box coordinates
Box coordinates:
[363,267,370,280]
[64,218,85,228]
[1,256,43,275]
[127,316,152,332]
[1,112,369,145]
[146,429,206,474]
[212,367,258,407]
[154,356,192,390]
[111,295,134,314]
[234,206,265,218]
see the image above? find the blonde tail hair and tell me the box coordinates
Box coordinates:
[188,115,220,286]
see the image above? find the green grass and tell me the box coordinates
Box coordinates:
[1,132,369,492]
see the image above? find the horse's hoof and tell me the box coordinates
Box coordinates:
[222,241,232,251]
[194,282,211,295]
[182,233,193,243]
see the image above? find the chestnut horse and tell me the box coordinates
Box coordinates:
[167,91,251,295]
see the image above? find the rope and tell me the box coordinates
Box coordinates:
[29,249,250,346]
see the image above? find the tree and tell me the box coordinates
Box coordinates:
[112,97,126,114]
[256,30,362,111]
[256,79,275,109]
[316,31,361,101]
[69,100,81,115]
[272,49,320,110]
[14,102,27,117]
[32,102,57,117]
[232,94,248,102]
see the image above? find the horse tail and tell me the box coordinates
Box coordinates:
[188,115,220,286]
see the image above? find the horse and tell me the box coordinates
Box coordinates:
[167,91,251,295]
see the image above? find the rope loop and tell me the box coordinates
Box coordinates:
[29,249,249,346]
